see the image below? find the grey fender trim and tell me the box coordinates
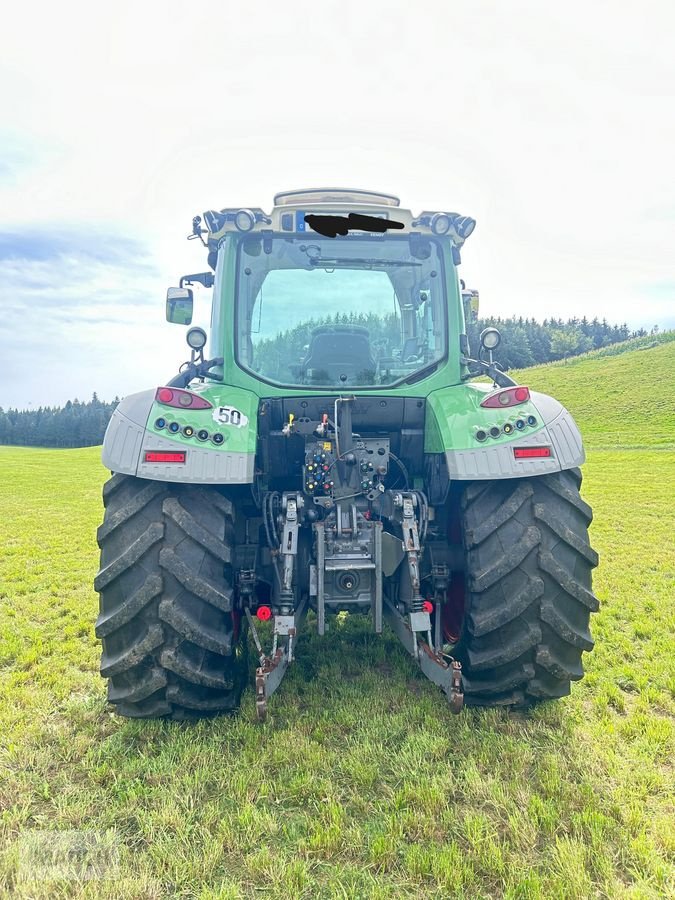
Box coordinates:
[444,394,585,480]
[530,391,585,469]
[101,391,255,484]
[101,393,153,475]
[109,389,157,427]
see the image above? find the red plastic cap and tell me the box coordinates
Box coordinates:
[422,600,434,613]
[157,388,174,403]
[256,605,272,621]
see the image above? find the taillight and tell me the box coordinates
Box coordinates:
[480,386,530,409]
[155,388,212,410]
[513,447,552,459]
[144,451,187,463]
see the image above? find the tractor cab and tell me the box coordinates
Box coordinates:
[168,188,477,393]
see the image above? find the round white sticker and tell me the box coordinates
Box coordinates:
[212,406,249,428]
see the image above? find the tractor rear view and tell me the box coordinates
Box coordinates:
[95,188,598,720]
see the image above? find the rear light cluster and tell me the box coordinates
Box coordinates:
[155,418,225,445]
[480,386,530,409]
[155,387,213,410]
[475,414,537,442]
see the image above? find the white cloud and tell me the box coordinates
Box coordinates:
[0,0,673,407]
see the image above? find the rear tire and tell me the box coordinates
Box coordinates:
[94,474,248,719]
[455,468,599,707]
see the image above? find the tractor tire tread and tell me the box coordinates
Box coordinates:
[95,474,246,719]
[457,469,598,706]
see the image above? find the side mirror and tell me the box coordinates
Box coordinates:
[166,287,193,325]
[462,288,479,323]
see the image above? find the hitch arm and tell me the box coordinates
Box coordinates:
[248,597,307,722]
[384,597,464,713]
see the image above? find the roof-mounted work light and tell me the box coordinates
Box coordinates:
[453,216,476,240]
[234,209,256,232]
[202,207,271,236]
[411,211,476,244]
[430,213,452,235]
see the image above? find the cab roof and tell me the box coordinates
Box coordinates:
[273,188,400,207]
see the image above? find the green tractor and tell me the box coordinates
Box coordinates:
[95,188,598,720]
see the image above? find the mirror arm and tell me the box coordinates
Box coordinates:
[166,357,224,389]
[197,357,224,379]
[460,356,517,388]
[486,363,516,388]
[179,272,214,289]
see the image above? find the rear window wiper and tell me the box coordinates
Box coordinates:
[308,258,421,269]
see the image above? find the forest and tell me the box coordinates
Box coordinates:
[0,394,120,449]
[0,316,655,448]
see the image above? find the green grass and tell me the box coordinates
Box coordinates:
[516,335,675,450]
[1,345,674,898]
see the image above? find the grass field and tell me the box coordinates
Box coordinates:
[0,343,674,898]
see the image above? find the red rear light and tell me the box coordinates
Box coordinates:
[513,447,552,459]
[256,606,272,621]
[155,388,212,409]
[422,600,434,613]
[480,386,530,409]
[144,451,187,463]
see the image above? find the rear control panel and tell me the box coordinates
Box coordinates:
[303,438,390,502]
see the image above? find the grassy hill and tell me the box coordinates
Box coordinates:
[514,334,675,450]
[0,344,673,898]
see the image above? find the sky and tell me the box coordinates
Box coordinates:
[1,0,673,409]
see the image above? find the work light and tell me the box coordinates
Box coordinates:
[186,327,207,350]
[480,327,501,351]
[430,213,452,235]
[234,209,256,232]
[454,216,476,240]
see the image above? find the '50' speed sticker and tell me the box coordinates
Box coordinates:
[213,406,249,428]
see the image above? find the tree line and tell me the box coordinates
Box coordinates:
[0,394,119,448]
[0,316,658,448]
[466,315,654,370]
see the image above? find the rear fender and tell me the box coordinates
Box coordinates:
[101,388,257,484]
[426,385,585,480]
